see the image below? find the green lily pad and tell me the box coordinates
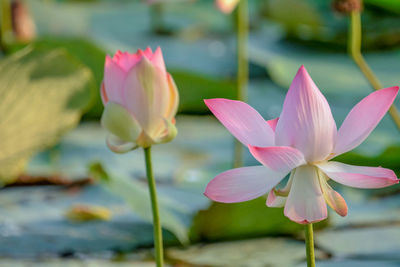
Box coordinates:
[89,162,190,244]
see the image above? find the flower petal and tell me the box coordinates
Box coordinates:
[123,57,170,137]
[100,81,108,105]
[204,166,287,203]
[284,165,327,224]
[275,66,337,162]
[106,134,137,154]
[165,73,179,120]
[316,161,398,189]
[334,86,399,156]
[267,117,279,132]
[204,99,275,147]
[248,145,306,172]
[153,118,178,144]
[150,47,166,73]
[115,50,142,71]
[266,189,286,208]
[215,0,240,14]
[104,55,127,105]
[101,102,142,142]
[317,169,348,216]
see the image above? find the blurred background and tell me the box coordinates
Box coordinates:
[0,0,400,266]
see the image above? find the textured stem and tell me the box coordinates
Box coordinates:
[144,147,164,267]
[348,11,400,130]
[305,223,315,267]
[234,0,249,168]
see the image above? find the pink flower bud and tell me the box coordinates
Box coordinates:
[215,0,240,14]
[100,47,179,152]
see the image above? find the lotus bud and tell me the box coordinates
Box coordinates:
[100,47,179,153]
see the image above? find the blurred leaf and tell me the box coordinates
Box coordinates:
[8,37,107,119]
[89,162,190,244]
[264,0,322,33]
[191,197,328,241]
[365,0,400,14]
[261,0,400,49]
[0,47,93,183]
[171,70,237,114]
[66,204,112,222]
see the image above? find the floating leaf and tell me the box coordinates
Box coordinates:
[89,162,190,244]
[171,69,237,114]
[0,47,93,183]
[66,204,112,222]
[191,197,327,242]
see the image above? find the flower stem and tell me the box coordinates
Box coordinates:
[234,0,249,168]
[144,147,164,267]
[150,3,165,34]
[305,223,315,267]
[348,11,400,130]
[0,0,12,51]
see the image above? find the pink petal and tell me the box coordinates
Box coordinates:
[266,189,286,208]
[318,170,348,216]
[267,117,279,132]
[204,166,287,203]
[113,51,141,72]
[284,165,327,224]
[204,99,275,147]
[123,57,169,136]
[248,145,305,172]
[275,66,337,162]
[100,81,108,105]
[143,47,153,58]
[317,161,399,189]
[150,47,166,73]
[215,0,240,14]
[334,86,399,156]
[104,55,126,105]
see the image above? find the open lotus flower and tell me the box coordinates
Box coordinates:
[216,0,240,13]
[204,66,399,224]
[100,47,179,153]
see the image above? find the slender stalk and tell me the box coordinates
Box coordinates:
[233,0,249,168]
[305,223,315,267]
[143,147,164,267]
[348,11,400,130]
[0,0,12,50]
[150,3,164,34]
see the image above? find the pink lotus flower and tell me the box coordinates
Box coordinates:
[216,0,240,14]
[204,66,399,224]
[100,47,179,153]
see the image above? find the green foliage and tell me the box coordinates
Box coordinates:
[8,37,107,119]
[89,162,190,245]
[0,47,93,184]
[171,70,237,114]
[191,197,328,242]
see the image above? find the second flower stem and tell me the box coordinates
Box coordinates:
[305,223,315,267]
[144,147,164,267]
[348,11,400,130]
[234,0,249,168]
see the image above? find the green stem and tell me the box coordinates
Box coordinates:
[150,3,165,34]
[144,147,164,267]
[0,0,12,50]
[233,0,249,168]
[305,223,315,267]
[348,11,400,131]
